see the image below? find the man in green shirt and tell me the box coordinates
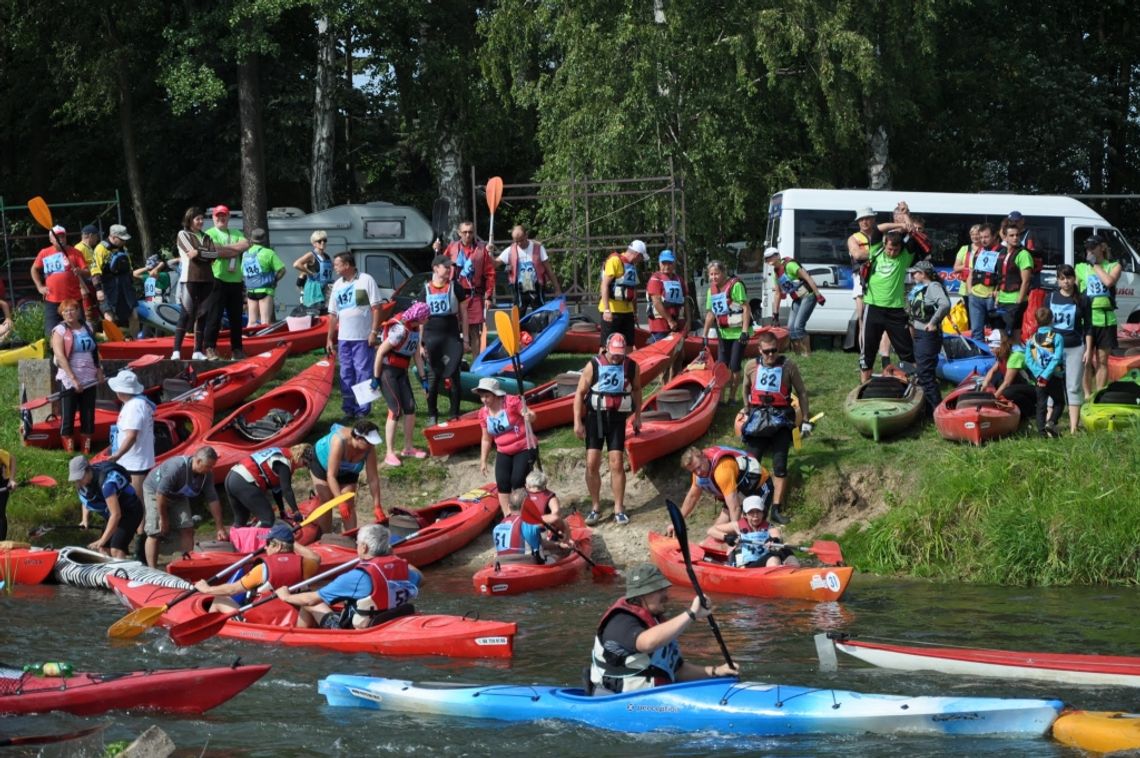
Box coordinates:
[994,223,1034,340]
[203,205,249,359]
[850,230,915,383]
[1075,234,1122,391]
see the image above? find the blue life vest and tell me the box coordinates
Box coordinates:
[242,246,278,290]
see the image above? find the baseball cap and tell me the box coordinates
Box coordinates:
[352,424,383,446]
[908,260,935,275]
[80,224,100,236]
[1085,234,1105,248]
[250,227,267,244]
[67,455,90,483]
[212,205,230,217]
[626,240,648,260]
[109,224,131,240]
[431,254,454,268]
[1007,211,1024,221]
[267,522,296,544]
[763,246,780,260]
[742,495,766,513]
[659,249,675,264]
[625,562,672,599]
[51,224,67,236]
[606,332,628,356]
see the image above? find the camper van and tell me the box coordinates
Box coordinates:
[764,189,1140,335]
[206,202,434,315]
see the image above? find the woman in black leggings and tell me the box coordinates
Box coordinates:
[422,255,469,423]
[224,444,313,527]
[172,207,217,359]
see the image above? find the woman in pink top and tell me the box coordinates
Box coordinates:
[476,377,537,516]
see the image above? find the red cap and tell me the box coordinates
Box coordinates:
[606,333,628,356]
[212,205,230,217]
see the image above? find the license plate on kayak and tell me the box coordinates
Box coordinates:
[475,637,509,646]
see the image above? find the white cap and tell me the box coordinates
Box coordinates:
[742,495,767,513]
[626,240,648,260]
[763,246,780,259]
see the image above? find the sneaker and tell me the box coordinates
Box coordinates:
[613,512,630,525]
[383,453,402,467]
[402,448,428,459]
[1042,423,1059,439]
[205,349,219,361]
[191,351,207,360]
[170,350,181,360]
[584,510,601,526]
[232,349,246,360]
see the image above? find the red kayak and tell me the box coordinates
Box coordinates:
[0,547,59,585]
[22,345,288,450]
[201,358,335,483]
[1108,348,1140,382]
[424,335,680,456]
[556,321,652,353]
[97,317,330,360]
[0,662,270,715]
[933,374,1021,446]
[107,575,516,658]
[625,360,730,471]
[472,513,591,595]
[90,394,216,469]
[168,538,356,583]
[648,532,853,601]
[1119,323,1140,349]
[681,325,790,362]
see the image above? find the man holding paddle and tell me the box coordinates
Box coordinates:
[193,523,321,611]
[31,224,95,337]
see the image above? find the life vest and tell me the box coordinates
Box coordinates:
[708,276,744,328]
[646,272,684,330]
[310,250,334,285]
[733,528,773,568]
[587,355,635,413]
[77,461,136,517]
[775,258,807,300]
[589,598,681,694]
[242,246,278,290]
[850,232,870,257]
[748,356,792,408]
[53,323,99,367]
[1025,327,1063,381]
[380,319,420,370]
[695,446,768,503]
[1047,291,1080,335]
[491,514,542,557]
[237,447,289,493]
[260,553,304,589]
[998,247,1028,293]
[906,280,948,324]
[447,242,488,293]
[508,242,545,292]
[483,400,528,453]
[970,245,1023,290]
[955,244,973,283]
[605,253,639,302]
[347,557,419,628]
[424,280,459,317]
[525,489,555,517]
[104,245,131,276]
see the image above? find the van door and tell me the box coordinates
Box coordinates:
[1072,225,1140,325]
[359,252,412,299]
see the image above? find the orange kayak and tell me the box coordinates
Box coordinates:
[625,360,729,471]
[0,547,59,585]
[647,532,853,601]
[472,513,591,595]
[1108,348,1140,382]
[933,374,1020,446]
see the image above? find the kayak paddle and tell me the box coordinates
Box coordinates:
[519,501,617,579]
[495,308,540,468]
[253,319,289,337]
[101,316,125,342]
[0,725,105,749]
[431,197,450,243]
[486,176,503,245]
[792,411,826,451]
[27,196,95,298]
[665,498,735,670]
[20,352,166,411]
[169,557,362,647]
[107,492,354,640]
[0,475,57,492]
[790,539,843,565]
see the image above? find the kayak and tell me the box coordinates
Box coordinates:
[424,335,679,456]
[1107,347,1140,382]
[936,336,996,384]
[472,513,591,595]
[648,532,853,601]
[91,393,216,469]
[625,359,729,472]
[556,319,652,353]
[0,662,270,716]
[412,366,534,401]
[1080,369,1140,432]
[52,546,191,591]
[200,358,335,482]
[0,546,59,585]
[681,325,790,362]
[471,298,570,378]
[317,675,1062,737]
[22,345,288,449]
[1052,711,1140,753]
[844,373,925,442]
[1120,322,1140,348]
[107,575,516,659]
[830,636,1140,688]
[136,300,182,333]
[0,339,45,367]
[96,316,329,360]
[167,537,359,583]
[933,374,1020,446]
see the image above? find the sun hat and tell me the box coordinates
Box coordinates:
[763,246,780,260]
[474,377,506,397]
[907,260,936,276]
[249,228,267,244]
[109,224,131,241]
[108,369,145,395]
[854,207,876,221]
[67,455,90,483]
[625,562,672,599]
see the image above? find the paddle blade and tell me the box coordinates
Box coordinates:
[19,396,51,411]
[107,605,167,639]
[519,496,545,526]
[126,353,166,369]
[591,563,619,580]
[102,317,124,342]
[808,540,844,565]
[486,177,503,214]
[665,499,692,564]
[26,475,56,488]
[510,305,521,347]
[27,196,52,229]
[169,611,228,647]
[431,197,450,240]
[303,491,356,527]
[495,310,518,357]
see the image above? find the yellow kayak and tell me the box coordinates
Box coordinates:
[0,339,45,366]
[1053,711,1140,753]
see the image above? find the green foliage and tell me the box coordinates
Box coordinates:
[158,60,228,115]
[13,304,44,346]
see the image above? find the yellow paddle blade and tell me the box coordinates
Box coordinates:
[27,196,53,230]
[510,305,521,348]
[108,605,167,639]
[303,491,356,525]
[495,310,518,357]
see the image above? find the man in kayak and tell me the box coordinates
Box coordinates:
[670,446,773,532]
[194,522,321,611]
[276,524,422,629]
[589,562,737,695]
[142,446,227,568]
[574,333,643,526]
[706,496,798,568]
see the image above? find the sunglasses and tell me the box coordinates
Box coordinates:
[761,348,779,355]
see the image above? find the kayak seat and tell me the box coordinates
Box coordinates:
[525,313,551,333]
[1099,382,1140,405]
[657,388,695,420]
[162,377,196,402]
[234,409,295,442]
[860,377,907,400]
[197,540,237,553]
[554,373,581,398]
[362,602,416,627]
[943,339,985,360]
[387,511,424,538]
[95,399,119,412]
[955,392,996,410]
[569,321,597,333]
[639,410,673,422]
[153,419,177,455]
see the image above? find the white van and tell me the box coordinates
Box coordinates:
[764,189,1140,335]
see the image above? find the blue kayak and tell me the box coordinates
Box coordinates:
[470,298,570,378]
[136,301,181,333]
[937,336,996,384]
[318,676,1062,737]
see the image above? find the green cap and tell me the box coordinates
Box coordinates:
[625,562,672,599]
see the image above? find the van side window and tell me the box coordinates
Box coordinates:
[1100,228,1137,272]
[1072,227,1094,260]
[364,255,394,289]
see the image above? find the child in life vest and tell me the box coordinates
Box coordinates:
[705,495,798,568]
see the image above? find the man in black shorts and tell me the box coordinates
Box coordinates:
[574,333,642,526]
[69,455,144,559]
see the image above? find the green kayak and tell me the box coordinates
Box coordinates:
[845,374,925,442]
[412,366,534,401]
[1081,369,1140,432]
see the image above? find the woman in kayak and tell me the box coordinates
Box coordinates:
[589,563,737,695]
[422,255,469,425]
[310,420,383,533]
[476,377,537,517]
[50,298,103,454]
[195,522,321,611]
[224,443,314,527]
[706,496,798,568]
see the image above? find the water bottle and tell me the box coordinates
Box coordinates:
[24,661,74,677]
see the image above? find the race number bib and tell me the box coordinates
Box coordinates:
[595,363,624,394]
[662,280,683,304]
[426,291,451,315]
[1085,273,1108,297]
[485,410,513,437]
[753,365,783,393]
[709,291,729,316]
[42,252,68,276]
[975,251,999,274]
[1051,302,1076,331]
[334,284,355,310]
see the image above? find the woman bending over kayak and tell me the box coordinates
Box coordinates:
[225,443,313,527]
[310,420,383,533]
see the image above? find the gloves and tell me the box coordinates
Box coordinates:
[723,533,738,547]
[815,294,826,306]
[421,379,430,393]
[800,421,813,439]
[370,375,381,391]
[738,332,750,345]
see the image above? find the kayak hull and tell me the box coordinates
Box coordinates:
[91,394,216,469]
[412,366,534,402]
[1052,711,1140,753]
[53,546,191,591]
[0,547,59,585]
[97,316,329,360]
[317,675,1061,737]
[648,532,852,601]
[471,298,570,378]
[625,360,728,472]
[557,321,652,353]
[168,538,357,583]
[0,663,270,716]
[1080,370,1140,431]
[473,515,591,595]
[933,375,1020,446]
[135,300,182,333]
[107,575,516,659]
[845,375,924,442]
[0,339,45,366]
[936,337,996,384]
[680,326,790,362]
[834,637,1140,688]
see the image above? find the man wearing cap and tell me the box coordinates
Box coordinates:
[765,247,825,356]
[74,225,106,328]
[906,260,951,414]
[327,252,385,420]
[102,369,155,497]
[435,219,496,345]
[589,562,737,695]
[203,205,250,359]
[574,333,642,526]
[69,455,144,559]
[645,249,688,378]
[1004,211,1036,252]
[193,522,322,611]
[846,208,905,356]
[142,446,227,568]
[600,241,649,348]
[494,224,561,318]
[241,228,286,327]
[31,224,94,337]
[475,377,537,517]
[96,224,140,338]
[706,495,798,568]
[1076,234,1122,392]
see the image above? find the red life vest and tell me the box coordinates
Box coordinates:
[508,242,545,285]
[446,241,489,292]
[494,514,528,555]
[748,356,792,408]
[525,489,555,516]
[356,555,411,612]
[646,272,684,332]
[592,598,679,688]
[708,276,743,328]
[236,447,288,493]
[998,246,1029,293]
[737,516,771,533]
[53,323,99,366]
[481,397,529,455]
[597,597,658,636]
[970,245,1004,288]
[261,553,304,589]
[587,355,635,413]
[380,318,420,369]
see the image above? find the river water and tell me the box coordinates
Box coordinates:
[1,569,1136,756]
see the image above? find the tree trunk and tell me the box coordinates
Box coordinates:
[237,52,269,237]
[343,30,355,204]
[310,15,337,212]
[867,123,890,190]
[436,133,463,238]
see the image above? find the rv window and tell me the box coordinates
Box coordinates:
[765,195,782,248]
[364,220,404,239]
[364,255,395,289]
